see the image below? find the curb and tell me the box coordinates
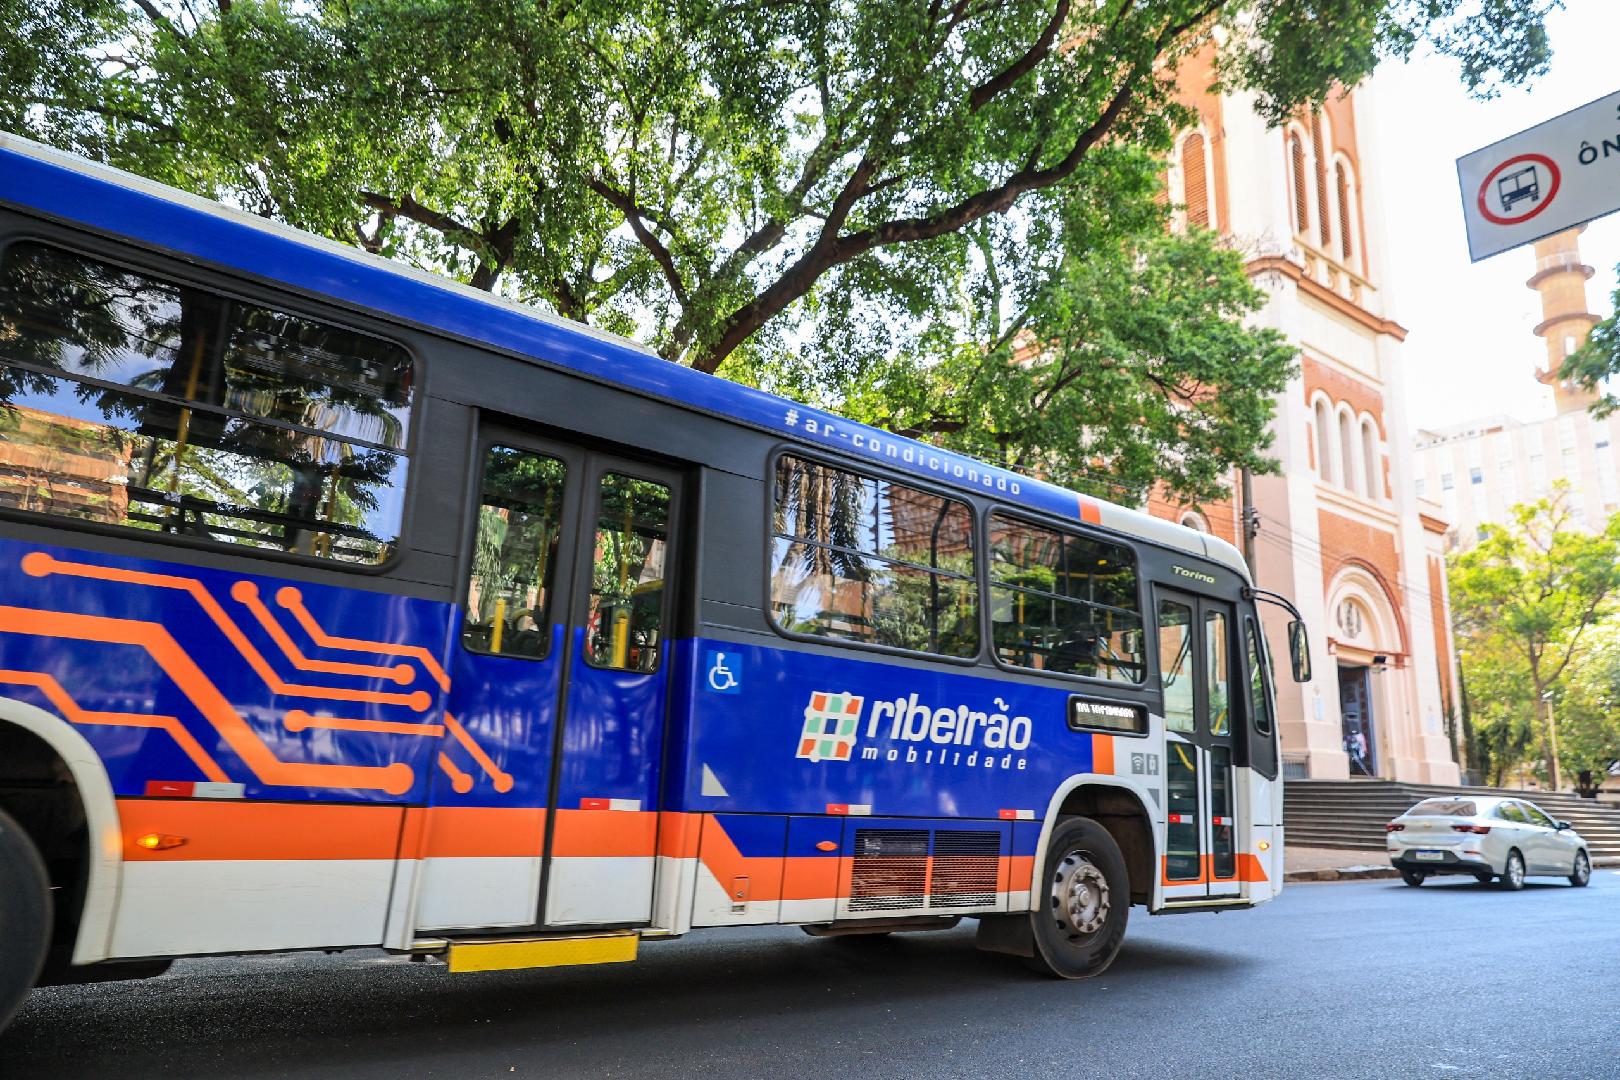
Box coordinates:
[1284,865,1400,883]
[1287,855,1620,881]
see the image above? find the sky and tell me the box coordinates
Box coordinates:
[1375,4,1620,431]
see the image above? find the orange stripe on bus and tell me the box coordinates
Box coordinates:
[1078,495,1103,524]
[403,806,547,859]
[698,815,784,901]
[1091,733,1114,774]
[657,811,702,859]
[780,854,838,902]
[550,809,659,858]
[1160,853,1269,886]
[118,799,403,861]
[1009,854,1036,895]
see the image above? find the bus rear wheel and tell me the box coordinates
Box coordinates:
[0,806,51,1033]
[1024,816,1129,979]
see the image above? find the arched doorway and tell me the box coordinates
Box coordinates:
[1326,569,1405,778]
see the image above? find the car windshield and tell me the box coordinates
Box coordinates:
[1406,799,1477,817]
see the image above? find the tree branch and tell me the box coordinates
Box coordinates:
[360,191,482,248]
[587,176,691,312]
[969,0,1071,112]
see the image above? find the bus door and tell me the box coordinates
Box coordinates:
[415,426,681,932]
[1155,589,1241,900]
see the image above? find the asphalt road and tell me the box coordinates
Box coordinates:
[4,870,1617,1080]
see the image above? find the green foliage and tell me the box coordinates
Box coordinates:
[1547,623,1620,783]
[1565,288,1620,417]
[1449,487,1620,785]
[1223,0,1558,124]
[3,0,1551,502]
[824,176,1297,502]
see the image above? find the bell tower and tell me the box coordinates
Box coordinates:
[1527,226,1602,415]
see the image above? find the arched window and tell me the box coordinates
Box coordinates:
[1338,407,1359,493]
[1310,113,1332,250]
[1335,160,1355,264]
[1180,511,1209,533]
[1288,132,1309,235]
[1182,133,1210,229]
[1314,397,1335,483]
[1361,418,1380,500]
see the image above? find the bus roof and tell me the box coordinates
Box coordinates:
[0,132,1249,581]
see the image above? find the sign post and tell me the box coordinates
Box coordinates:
[1457,90,1620,262]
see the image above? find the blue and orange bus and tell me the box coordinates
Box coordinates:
[0,133,1309,1030]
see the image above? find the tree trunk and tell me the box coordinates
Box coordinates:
[1534,686,1563,792]
[1546,698,1563,792]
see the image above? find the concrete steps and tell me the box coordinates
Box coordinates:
[1283,779,1620,858]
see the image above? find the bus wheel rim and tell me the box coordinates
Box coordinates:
[1052,851,1109,937]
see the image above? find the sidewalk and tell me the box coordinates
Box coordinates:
[1284,846,1399,882]
[1283,845,1620,882]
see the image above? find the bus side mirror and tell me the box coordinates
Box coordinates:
[1288,620,1311,683]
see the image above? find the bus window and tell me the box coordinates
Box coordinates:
[1205,609,1230,736]
[1158,598,1196,733]
[989,514,1143,682]
[463,446,565,659]
[586,473,670,672]
[1245,617,1274,735]
[770,455,978,657]
[0,242,412,563]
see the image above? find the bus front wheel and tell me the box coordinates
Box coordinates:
[1025,816,1129,979]
[0,806,51,1033]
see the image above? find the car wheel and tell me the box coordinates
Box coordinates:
[1399,868,1427,886]
[0,806,52,1034]
[1473,872,1494,885]
[1570,850,1591,888]
[1498,849,1526,891]
[1024,816,1129,979]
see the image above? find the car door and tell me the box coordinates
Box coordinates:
[1519,801,1573,872]
[1493,801,1536,870]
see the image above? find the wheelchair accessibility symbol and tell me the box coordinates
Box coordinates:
[705,649,741,694]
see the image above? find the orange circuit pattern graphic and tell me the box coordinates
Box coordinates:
[0,548,510,798]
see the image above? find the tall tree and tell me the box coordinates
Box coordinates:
[1,1,1555,501]
[2,1,1555,365]
[789,176,1300,501]
[1449,488,1620,789]
[1547,622,1620,794]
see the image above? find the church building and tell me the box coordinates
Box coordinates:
[1146,47,1463,784]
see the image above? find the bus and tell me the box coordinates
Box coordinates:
[0,132,1310,1031]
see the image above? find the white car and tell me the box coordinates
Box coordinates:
[1386,796,1592,889]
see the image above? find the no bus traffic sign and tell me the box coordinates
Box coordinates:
[1457,89,1620,261]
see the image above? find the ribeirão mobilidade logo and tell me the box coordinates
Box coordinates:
[797,689,1031,770]
[798,691,864,762]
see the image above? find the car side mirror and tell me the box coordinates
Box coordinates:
[1556,820,1572,831]
[1288,619,1311,683]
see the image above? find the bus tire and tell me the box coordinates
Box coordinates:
[0,806,52,1033]
[1024,815,1129,979]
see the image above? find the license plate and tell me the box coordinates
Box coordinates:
[1413,850,1444,861]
